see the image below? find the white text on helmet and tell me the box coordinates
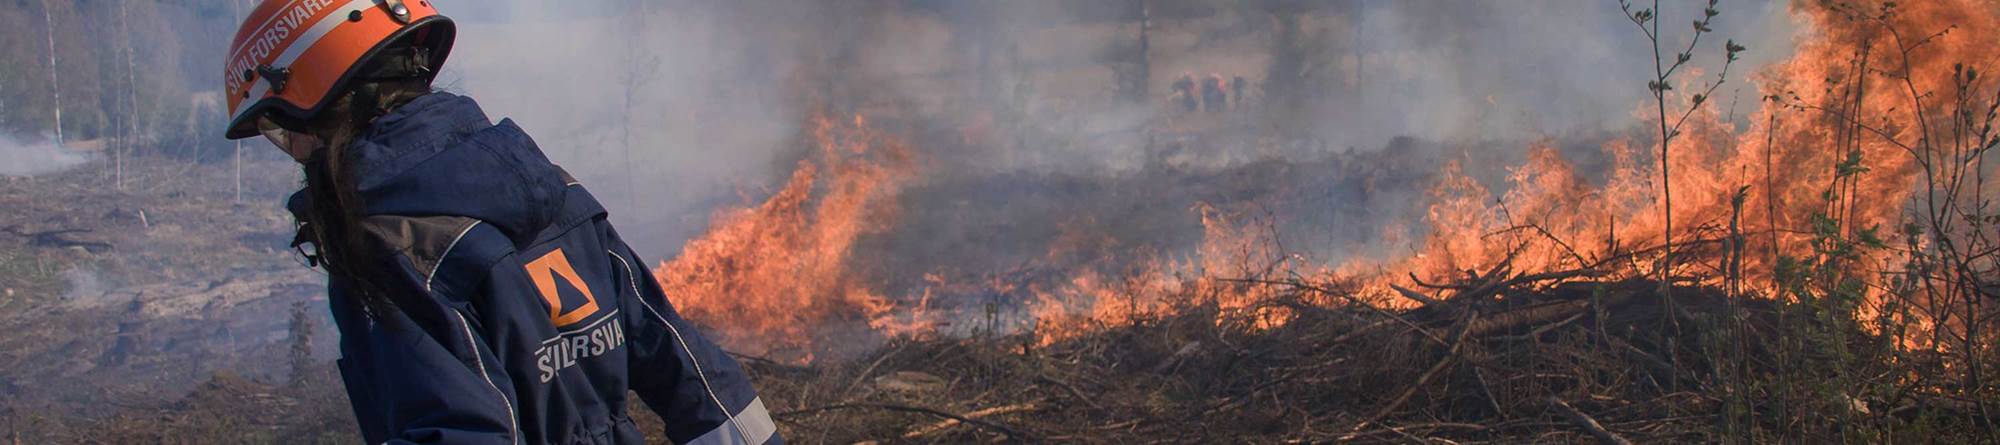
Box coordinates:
[224,0,341,95]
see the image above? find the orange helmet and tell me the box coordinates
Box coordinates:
[222,0,455,139]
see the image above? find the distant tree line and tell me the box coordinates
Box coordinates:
[0,0,245,162]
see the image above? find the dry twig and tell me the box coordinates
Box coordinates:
[1548,396,1633,445]
[1342,312,1480,438]
[902,402,1041,439]
[775,402,1038,442]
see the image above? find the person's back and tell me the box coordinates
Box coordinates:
[315,92,776,444]
[220,2,779,443]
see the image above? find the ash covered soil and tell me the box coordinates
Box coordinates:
[0,157,336,439]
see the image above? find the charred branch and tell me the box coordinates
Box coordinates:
[3,225,111,252]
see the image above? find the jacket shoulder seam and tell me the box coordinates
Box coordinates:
[425,220,483,294]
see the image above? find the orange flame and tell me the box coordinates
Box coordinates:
[651,114,926,359]
[1347,0,2000,341]
[653,1,2000,359]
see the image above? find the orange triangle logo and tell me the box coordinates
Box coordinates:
[524,248,600,327]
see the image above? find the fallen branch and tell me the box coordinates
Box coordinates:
[842,345,903,397]
[1036,373,1106,410]
[3,225,112,252]
[1326,318,1396,344]
[902,402,1040,438]
[1343,312,1479,438]
[1548,396,1632,445]
[1468,300,1589,337]
[774,402,1037,441]
[1459,268,1603,302]
[1338,422,1489,440]
[1416,277,1636,338]
[1389,284,1445,307]
[1221,277,1450,347]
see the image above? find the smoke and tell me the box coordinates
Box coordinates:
[60,266,105,303]
[1310,0,1799,150]
[433,1,817,254]
[433,1,1158,252]
[421,0,1803,263]
[0,134,92,177]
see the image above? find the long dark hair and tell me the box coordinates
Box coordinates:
[297,53,437,318]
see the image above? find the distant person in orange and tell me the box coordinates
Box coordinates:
[219,1,779,444]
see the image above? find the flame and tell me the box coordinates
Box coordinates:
[1347,0,2000,342]
[651,113,925,359]
[1022,204,1307,345]
[652,1,2000,359]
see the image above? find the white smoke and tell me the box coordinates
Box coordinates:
[419,0,1803,256]
[1312,0,1799,150]
[432,0,807,254]
[0,134,93,177]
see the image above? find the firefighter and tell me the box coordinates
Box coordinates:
[1173,72,1198,112]
[1201,73,1227,113]
[220,2,779,444]
[1230,75,1249,110]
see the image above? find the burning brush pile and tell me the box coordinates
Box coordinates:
[649,2,2000,443]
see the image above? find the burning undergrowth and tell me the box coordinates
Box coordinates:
[656,0,1999,362]
[649,110,1469,360]
[635,0,2000,441]
[652,114,922,361]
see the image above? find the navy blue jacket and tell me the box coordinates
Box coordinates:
[288,93,779,445]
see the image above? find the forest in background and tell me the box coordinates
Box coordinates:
[0,1,249,164]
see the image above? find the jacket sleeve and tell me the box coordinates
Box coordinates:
[604,229,782,445]
[331,278,522,445]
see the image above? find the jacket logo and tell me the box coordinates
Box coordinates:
[525,248,600,327]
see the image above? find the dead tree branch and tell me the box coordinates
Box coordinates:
[774,402,1038,441]
[1548,396,1633,445]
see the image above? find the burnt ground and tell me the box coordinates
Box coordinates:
[40,267,1993,444]
[0,155,338,441]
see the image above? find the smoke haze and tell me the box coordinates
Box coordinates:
[426,0,1799,258]
[0,135,92,177]
[1321,0,1798,145]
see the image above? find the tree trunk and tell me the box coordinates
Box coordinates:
[619,3,647,212]
[235,140,243,203]
[122,1,139,192]
[1136,0,1150,103]
[231,0,243,203]
[114,2,128,191]
[41,0,64,147]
